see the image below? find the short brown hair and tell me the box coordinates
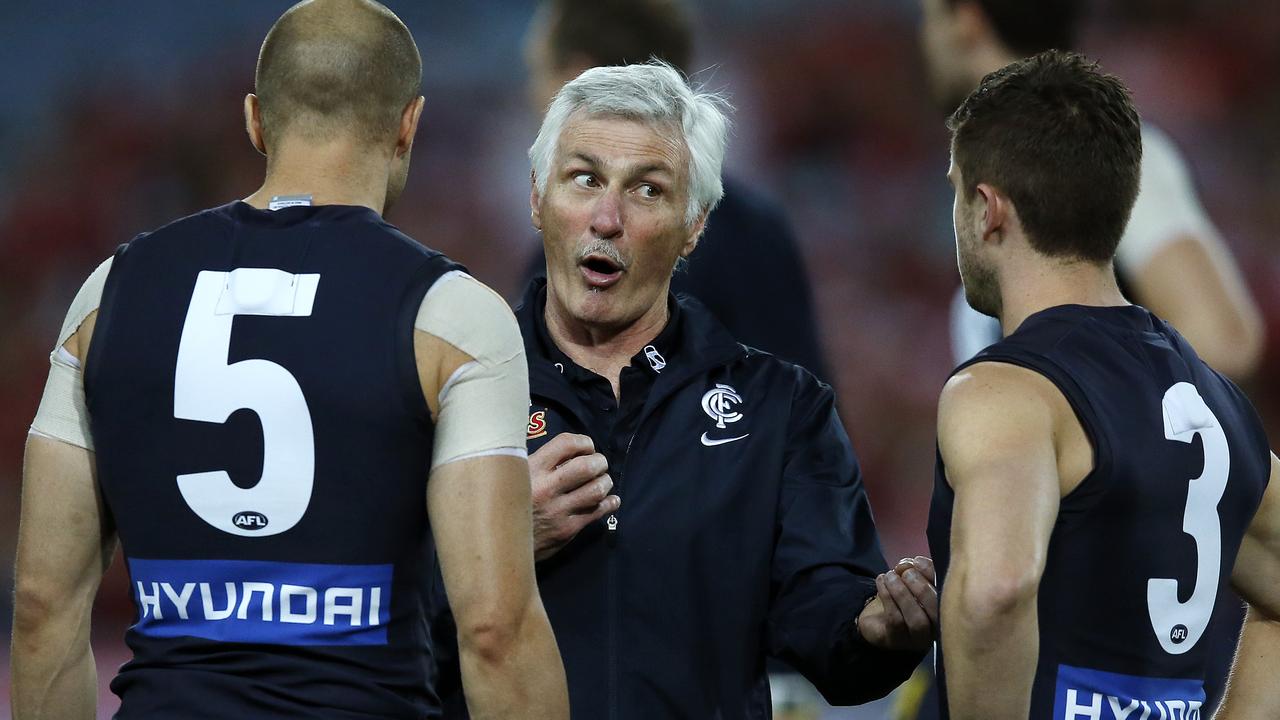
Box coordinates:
[255,0,422,148]
[545,0,693,75]
[947,50,1142,262]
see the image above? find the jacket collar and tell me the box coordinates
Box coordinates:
[516,278,746,420]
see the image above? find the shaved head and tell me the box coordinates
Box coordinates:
[255,0,422,149]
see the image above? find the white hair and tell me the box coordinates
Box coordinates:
[529,60,731,226]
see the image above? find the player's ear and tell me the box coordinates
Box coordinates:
[396,96,426,158]
[244,94,267,156]
[975,182,1006,243]
[530,170,544,231]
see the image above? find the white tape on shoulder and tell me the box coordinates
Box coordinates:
[415,271,524,367]
[30,344,94,451]
[57,256,113,349]
[431,354,530,470]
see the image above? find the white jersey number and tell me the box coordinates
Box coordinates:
[174,269,321,537]
[1147,382,1230,654]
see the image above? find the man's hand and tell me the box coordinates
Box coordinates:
[856,556,938,652]
[531,433,620,561]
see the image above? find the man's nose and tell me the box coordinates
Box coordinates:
[590,189,624,240]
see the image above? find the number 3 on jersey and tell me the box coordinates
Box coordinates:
[174,269,320,537]
[1147,382,1230,654]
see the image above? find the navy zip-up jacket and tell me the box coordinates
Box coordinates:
[436,280,920,718]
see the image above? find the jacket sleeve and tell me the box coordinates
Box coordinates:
[765,370,923,704]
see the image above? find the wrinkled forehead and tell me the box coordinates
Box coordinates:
[555,110,688,178]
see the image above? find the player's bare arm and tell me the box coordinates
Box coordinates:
[414,276,569,720]
[1217,452,1280,719]
[1130,235,1264,380]
[937,360,1091,719]
[12,313,116,720]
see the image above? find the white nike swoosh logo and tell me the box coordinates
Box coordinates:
[700,432,750,447]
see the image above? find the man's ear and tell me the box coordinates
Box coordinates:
[396,96,426,157]
[681,209,709,258]
[244,94,267,156]
[974,182,1008,245]
[530,170,544,231]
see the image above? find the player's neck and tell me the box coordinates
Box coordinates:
[999,259,1129,337]
[245,140,391,214]
[544,291,669,401]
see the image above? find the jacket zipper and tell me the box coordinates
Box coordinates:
[607,429,638,720]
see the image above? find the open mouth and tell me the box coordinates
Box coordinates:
[579,254,625,289]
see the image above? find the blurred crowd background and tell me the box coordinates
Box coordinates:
[1,1,1277,716]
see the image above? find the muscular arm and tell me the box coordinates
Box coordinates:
[428,453,568,720]
[1129,236,1264,380]
[1217,453,1280,719]
[414,274,568,720]
[937,362,1076,719]
[1119,127,1264,380]
[12,319,117,720]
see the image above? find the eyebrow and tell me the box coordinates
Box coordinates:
[565,153,675,180]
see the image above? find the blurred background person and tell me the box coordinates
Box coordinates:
[921,0,1265,378]
[518,0,832,383]
[1,2,1277,718]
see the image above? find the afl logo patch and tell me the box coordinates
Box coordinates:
[232,511,269,531]
[528,410,548,439]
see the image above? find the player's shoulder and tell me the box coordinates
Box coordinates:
[416,271,521,366]
[940,361,1062,428]
[120,202,239,253]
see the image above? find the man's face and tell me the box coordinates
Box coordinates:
[919,0,976,112]
[533,113,702,331]
[949,156,1001,318]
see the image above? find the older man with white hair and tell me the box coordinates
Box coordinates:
[434,61,933,718]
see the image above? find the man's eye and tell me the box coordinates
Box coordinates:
[572,173,598,188]
[638,183,661,199]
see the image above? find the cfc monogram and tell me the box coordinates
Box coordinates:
[701,384,744,429]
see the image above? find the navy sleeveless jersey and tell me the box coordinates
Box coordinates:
[927,304,1270,719]
[85,201,461,718]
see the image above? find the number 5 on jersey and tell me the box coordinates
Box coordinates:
[174,269,320,537]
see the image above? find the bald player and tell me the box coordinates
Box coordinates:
[10,2,568,718]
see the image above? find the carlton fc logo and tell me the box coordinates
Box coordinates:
[528,410,548,439]
[701,384,748,447]
[701,384,744,429]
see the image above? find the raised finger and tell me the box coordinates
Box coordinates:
[531,432,596,472]
[560,474,615,513]
[911,556,937,583]
[900,568,939,627]
[550,453,609,494]
[883,572,930,639]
